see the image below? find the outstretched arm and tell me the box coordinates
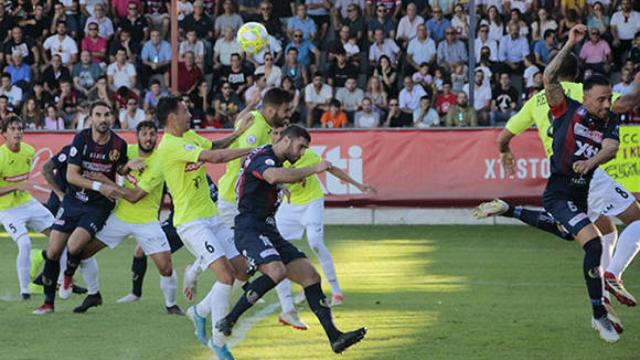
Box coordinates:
[327,167,376,193]
[198,148,253,164]
[543,25,586,109]
[262,161,332,185]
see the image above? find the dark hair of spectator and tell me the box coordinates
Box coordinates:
[330,99,342,108]
[420,95,430,101]
[543,29,555,40]
[487,6,502,25]
[282,124,311,143]
[90,100,112,116]
[0,95,8,101]
[1,115,22,133]
[312,71,323,79]
[635,31,640,39]
[150,79,161,87]
[287,47,298,54]
[156,96,181,126]
[230,53,241,60]
[263,88,293,108]
[1,73,10,80]
[583,74,610,92]
[56,20,66,27]
[136,120,158,133]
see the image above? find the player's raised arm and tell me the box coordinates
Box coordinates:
[543,25,586,111]
[211,112,255,150]
[198,147,254,164]
[262,161,332,185]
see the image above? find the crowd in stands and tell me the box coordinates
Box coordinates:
[0,0,639,130]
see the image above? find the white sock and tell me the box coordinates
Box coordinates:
[210,282,232,347]
[196,284,215,317]
[608,220,640,278]
[186,262,201,278]
[15,234,31,294]
[80,257,100,295]
[307,224,341,295]
[601,231,617,299]
[276,279,295,313]
[160,270,177,307]
[57,249,68,285]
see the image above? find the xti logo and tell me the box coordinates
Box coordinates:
[574,141,599,158]
[310,145,363,195]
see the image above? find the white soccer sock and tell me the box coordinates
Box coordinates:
[210,282,232,347]
[196,284,215,317]
[276,279,295,313]
[608,220,640,278]
[15,234,31,294]
[57,250,68,285]
[307,224,341,295]
[186,262,201,279]
[600,232,617,299]
[160,270,177,307]
[80,257,100,295]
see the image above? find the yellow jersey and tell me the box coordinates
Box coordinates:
[0,143,35,211]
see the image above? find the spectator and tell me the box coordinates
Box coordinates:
[244,72,269,106]
[611,0,640,66]
[436,27,467,72]
[42,54,72,93]
[43,104,66,130]
[396,2,423,47]
[119,98,145,129]
[81,22,108,65]
[190,80,211,125]
[412,63,433,90]
[384,98,412,127]
[365,76,388,114]
[533,29,558,67]
[214,27,244,72]
[579,28,612,74]
[144,0,170,38]
[367,4,396,43]
[238,0,262,21]
[559,9,581,41]
[321,99,349,128]
[305,0,331,42]
[450,3,469,40]
[526,71,544,99]
[531,8,558,42]
[355,97,380,128]
[177,0,194,23]
[476,49,494,87]
[426,6,451,42]
[221,53,253,97]
[182,0,214,40]
[506,1,532,18]
[143,79,168,110]
[285,30,321,70]
[107,48,137,92]
[5,51,31,88]
[490,72,519,126]
[613,68,635,95]
[344,35,362,66]
[498,21,529,75]
[336,77,364,119]
[327,49,359,89]
[586,2,609,35]
[281,76,302,124]
[3,26,39,72]
[70,102,91,130]
[628,32,640,67]
[369,28,401,67]
[87,76,115,109]
[21,4,50,42]
[109,29,141,63]
[451,63,467,93]
[255,53,282,87]
[256,1,284,41]
[112,0,143,18]
[118,1,149,45]
[43,21,78,66]
[21,98,44,129]
[140,29,171,89]
[399,75,427,115]
[328,25,352,63]
[114,86,139,116]
[177,51,203,93]
[72,50,103,96]
[249,34,283,66]
[335,0,365,20]
[281,48,308,90]
[413,95,439,128]
[474,24,498,63]
[445,92,477,127]
[523,55,540,90]
[373,55,397,97]
[433,0,455,17]
[144,107,158,126]
[214,0,244,39]
[55,79,78,121]
[406,24,436,73]
[30,82,53,111]
[80,0,109,18]
[0,73,22,109]
[337,4,367,50]
[463,70,491,125]
[481,6,504,45]
[213,81,242,127]
[180,30,205,68]
[304,72,333,127]
[0,96,12,120]
[83,3,114,40]
[509,9,529,38]
[50,2,79,38]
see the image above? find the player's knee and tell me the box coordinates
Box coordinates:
[134,246,145,258]
[264,262,287,283]
[157,262,173,277]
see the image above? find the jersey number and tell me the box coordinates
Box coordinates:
[615,187,630,199]
[8,223,16,233]
[193,177,201,189]
[205,241,215,253]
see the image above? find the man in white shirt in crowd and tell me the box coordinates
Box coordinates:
[107,48,137,92]
[43,21,79,66]
[462,70,491,125]
[399,75,427,115]
[119,98,145,129]
[610,0,640,65]
[304,72,333,127]
[475,24,498,62]
[396,2,424,48]
[406,24,436,74]
[83,3,114,40]
[0,73,23,109]
[335,77,364,121]
[355,97,380,128]
[413,95,439,128]
[213,26,243,72]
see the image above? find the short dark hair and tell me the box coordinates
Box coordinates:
[282,124,310,143]
[543,29,555,39]
[1,115,22,133]
[330,98,342,108]
[312,71,323,79]
[136,120,158,133]
[584,73,610,92]
[156,96,181,126]
[262,88,293,108]
[555,53,579,80]
[90,100,112,116]
[1,72,10,80]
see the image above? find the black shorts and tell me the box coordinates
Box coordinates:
[51,196,113,236]
[543,176,591,236]
[234,215,306,269]
[161,218,184,254]
[45,193,61,216]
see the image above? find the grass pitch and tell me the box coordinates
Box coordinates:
[1,225,639,360]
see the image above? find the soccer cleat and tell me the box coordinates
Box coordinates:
[278,310,309,330]
[604,272,637,307]
[166,305,185,316]
[58,275,74,300]
[73,292,103,313]
[21,293,31,300]
[186,306,208,345]
[32,303,54,315]
[472,199,509,219]
[183,264,197,302]
[215,316,236,337]
[591,316,620,343]
[72,284,88,294]
[208,339,235,360]
[331,293,344,306]
[116,294,141,303]
[604,297,624,334]
[331,327,367,354]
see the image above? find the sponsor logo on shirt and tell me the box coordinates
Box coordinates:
[81,161,114,172]
[574,123,603,143]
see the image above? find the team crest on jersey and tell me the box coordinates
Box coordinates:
[184,144,195,151]
[265,159,275,166]
[577,107,587,116]
[246,135,257,145]
[109,149,121,161]
[58,153,67,162]
[70,146,78,157]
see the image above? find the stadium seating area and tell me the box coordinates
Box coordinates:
[0,0,639,130]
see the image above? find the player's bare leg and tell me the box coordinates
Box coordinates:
[148,251,183,315]
[33,230,69,314]
[606,201,640,306]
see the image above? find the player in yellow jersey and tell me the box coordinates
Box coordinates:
[271,126,376,307]
[0,116,55,300]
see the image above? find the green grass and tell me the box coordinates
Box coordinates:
[1,225,639,359]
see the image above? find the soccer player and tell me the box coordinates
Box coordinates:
[542,25,620,342]
[154,96,253,359]
[215,125,367,354]
[34,101,132,315]
[271,126,376,306]
[0,115,55,300]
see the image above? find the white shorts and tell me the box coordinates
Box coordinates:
[275,199,324,241]
[95,214,170,255]
[587,168,636,221]
[177,216,239,271]
[217,199,239,228]
[0,200,54,241]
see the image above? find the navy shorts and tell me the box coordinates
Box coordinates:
[234,215,306,269]
[51,196,113,236]
[543,176,591,236]
[45,193,61,215]
[161,218,184,254]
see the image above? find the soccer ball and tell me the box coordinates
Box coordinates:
[237,22,269,54]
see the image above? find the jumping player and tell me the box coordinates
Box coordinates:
[215,125,367,354]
